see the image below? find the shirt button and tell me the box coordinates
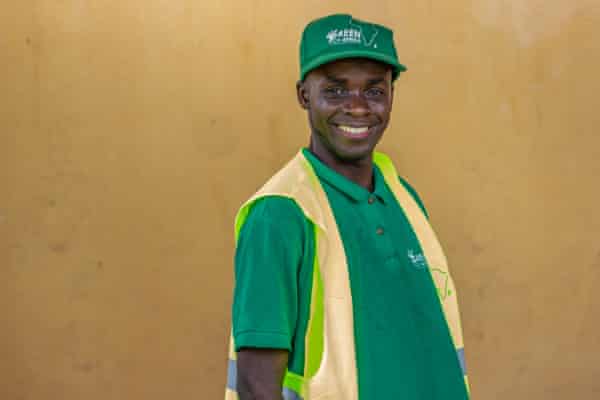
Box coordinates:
[376,227,384,235]
[368,196,375,204]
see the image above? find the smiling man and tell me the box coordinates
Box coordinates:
[225,14,470,400]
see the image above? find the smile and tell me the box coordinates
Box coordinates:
[338,125,369,134]
[334,124,373,139]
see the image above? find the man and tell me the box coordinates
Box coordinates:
[225,14,470,400]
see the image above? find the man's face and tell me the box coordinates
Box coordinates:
[297,58,393,163]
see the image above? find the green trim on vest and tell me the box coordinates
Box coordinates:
[283,371,305,397]
[304,223,324,380]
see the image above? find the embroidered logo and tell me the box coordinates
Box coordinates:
[407,249,454,301]
[431,268,454,301]
[326,28,362,45]
[326,18,379,48]
[407,249,427,270]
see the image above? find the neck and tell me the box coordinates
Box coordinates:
[308,139,374,192]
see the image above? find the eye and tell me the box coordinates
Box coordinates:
[324,86,348,97]
[365,87,385,98]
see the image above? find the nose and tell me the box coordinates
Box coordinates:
[342,91,370,117]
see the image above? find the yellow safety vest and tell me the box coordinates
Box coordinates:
[226,150,469,400]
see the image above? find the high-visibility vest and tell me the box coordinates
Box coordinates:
[226,150,469,400]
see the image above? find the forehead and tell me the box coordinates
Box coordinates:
[308,58,392,82]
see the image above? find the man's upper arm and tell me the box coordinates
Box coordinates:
[233,196,308,352]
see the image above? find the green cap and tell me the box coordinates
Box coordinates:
[299,14,407,81]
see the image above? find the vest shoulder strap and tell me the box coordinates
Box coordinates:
[235,151,326,239]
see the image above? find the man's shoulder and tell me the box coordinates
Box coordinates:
[246,195,306,223]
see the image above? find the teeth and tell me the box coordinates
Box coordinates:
[338,125,369,134]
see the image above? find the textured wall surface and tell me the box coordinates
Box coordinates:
[2,1,599,399]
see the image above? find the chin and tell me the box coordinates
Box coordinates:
[333,146,374,163]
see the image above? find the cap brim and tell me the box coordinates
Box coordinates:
[300,49,407,81]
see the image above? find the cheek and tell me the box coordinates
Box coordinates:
[307,108,328,133]
[371,102,391,121]
[311,102,336,124]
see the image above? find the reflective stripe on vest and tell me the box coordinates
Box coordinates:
[225,150,469,399]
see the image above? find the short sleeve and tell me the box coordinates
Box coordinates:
[398,176,429,219]
[232,196,308,351]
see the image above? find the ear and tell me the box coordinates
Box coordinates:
[296,80,310,110]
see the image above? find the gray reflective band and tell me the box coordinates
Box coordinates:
[457,348,467,375]
[227,359,304,400]
[283,387,303,400]
[227,359,237,390]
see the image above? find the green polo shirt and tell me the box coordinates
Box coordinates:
[233,149,468,399]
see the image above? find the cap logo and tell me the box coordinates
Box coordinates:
[325,18,379,48]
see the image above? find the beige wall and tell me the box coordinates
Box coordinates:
[2,1,599,399]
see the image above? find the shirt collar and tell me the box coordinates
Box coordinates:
[302,148,388,204]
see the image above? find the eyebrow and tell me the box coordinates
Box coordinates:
[324,75,346,85]
[367,78,385,85]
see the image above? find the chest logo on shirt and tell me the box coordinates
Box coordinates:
[407,249,428,269]
[407,250,453,301]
